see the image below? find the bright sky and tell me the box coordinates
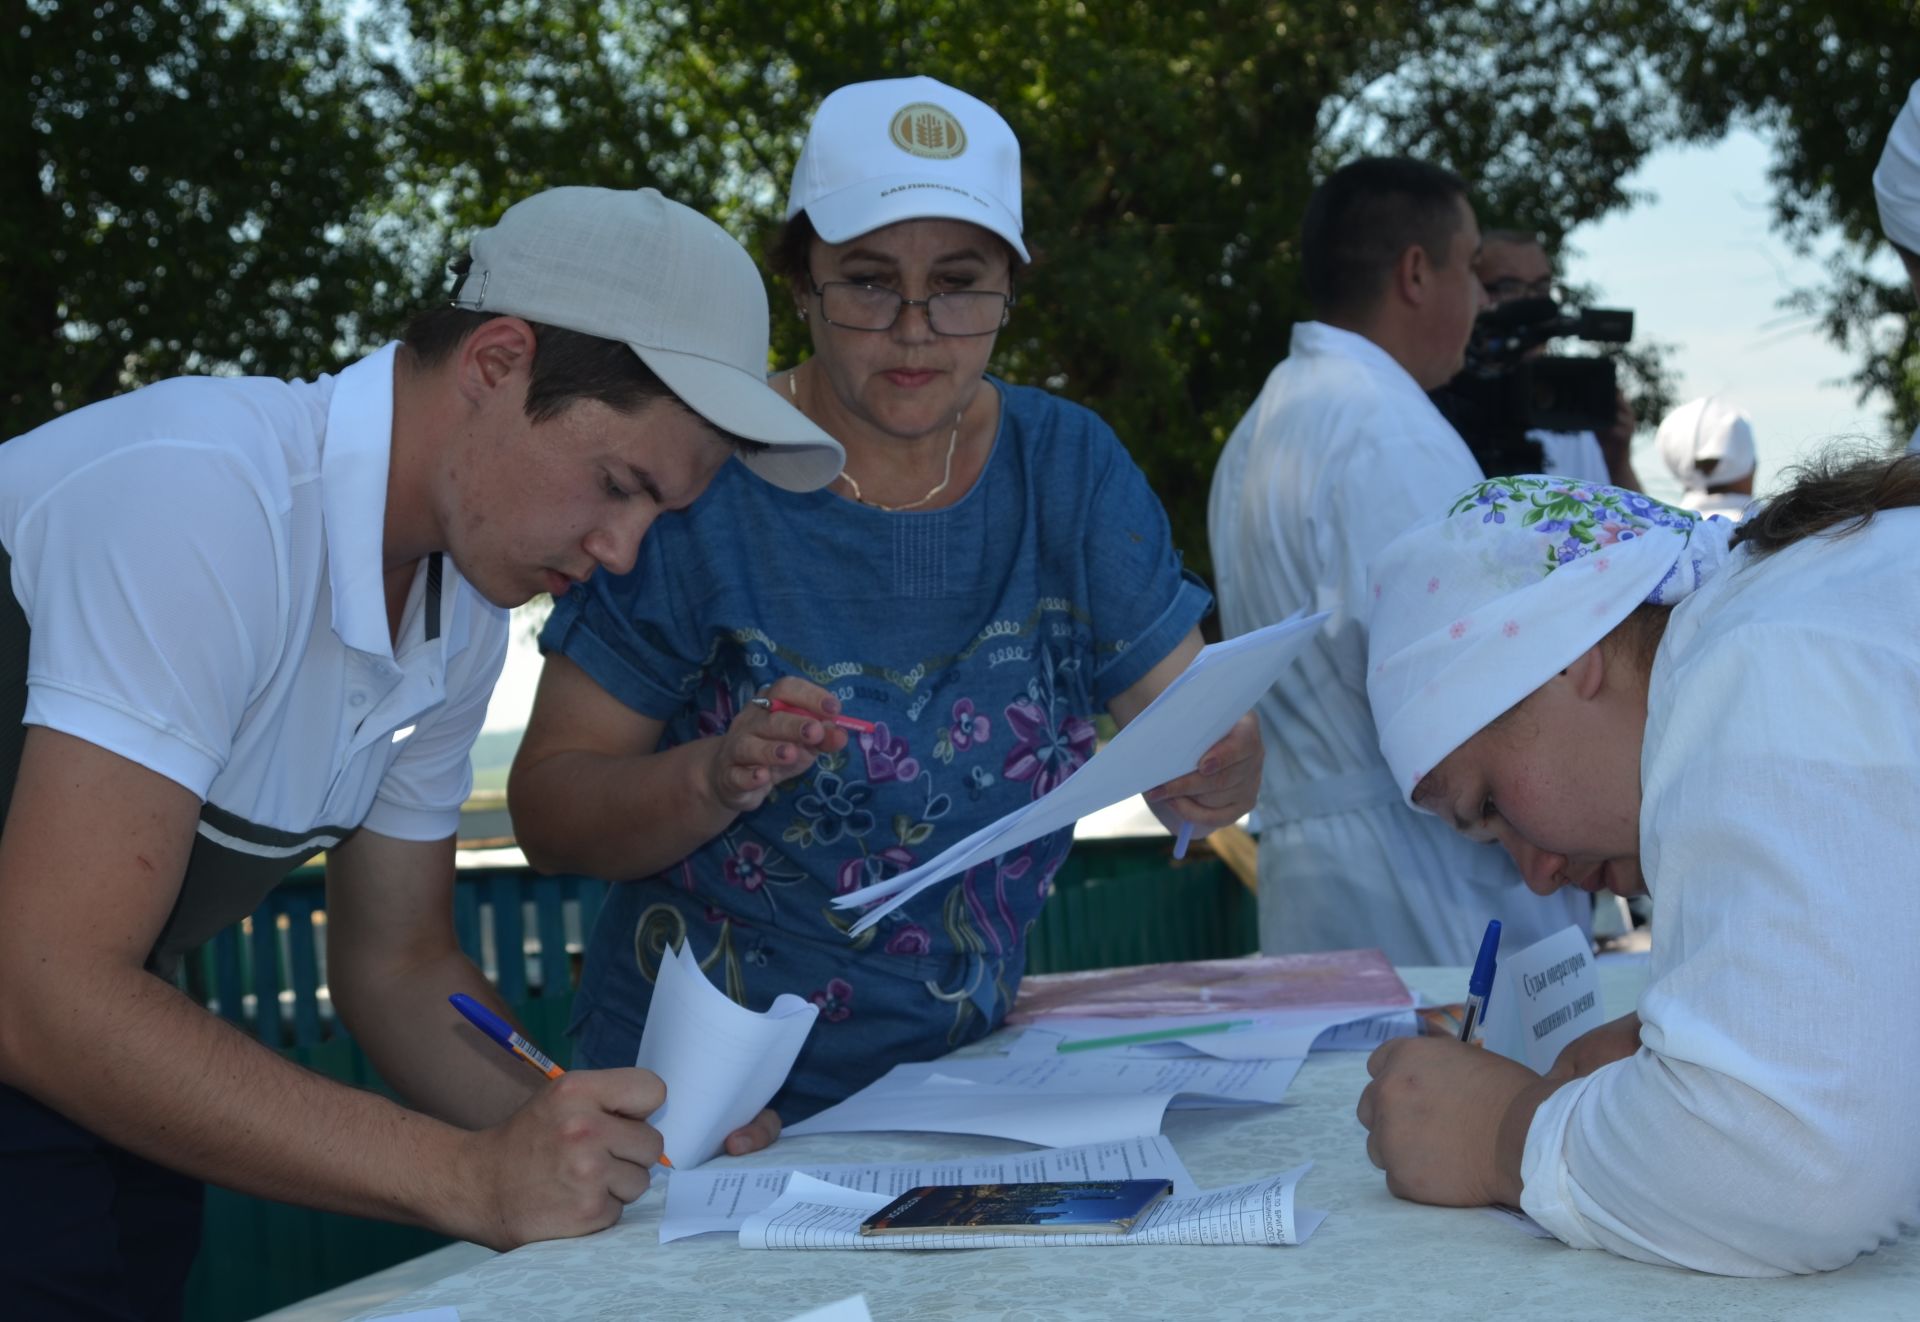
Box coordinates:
[482,125,1900,734]
[1564,126,1892,506]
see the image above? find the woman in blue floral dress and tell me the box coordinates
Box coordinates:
[508,76,1261,1122]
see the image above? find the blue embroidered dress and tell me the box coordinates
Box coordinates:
[544,379,1210,1118]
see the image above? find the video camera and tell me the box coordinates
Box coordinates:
[1430,296,1635,478]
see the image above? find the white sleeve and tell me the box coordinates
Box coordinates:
[14,442,283,797]
[1520,623,1920,1274]
[360,588,510,842]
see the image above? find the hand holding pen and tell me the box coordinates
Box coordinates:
[705,680,860,814]
[445,994,668,1247]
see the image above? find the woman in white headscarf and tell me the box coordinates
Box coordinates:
[1353,456,1920,1276]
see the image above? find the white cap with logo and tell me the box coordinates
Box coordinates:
[456,186,844,492]
[1655,395,1757,492]
[785,75,1028,261]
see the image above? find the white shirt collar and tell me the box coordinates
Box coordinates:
[320,343,400,658]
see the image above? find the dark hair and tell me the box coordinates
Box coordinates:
[402,256,765,454]
[766,210,1029,290]
[1731,449,1920,556]
[1300,157,1472,320]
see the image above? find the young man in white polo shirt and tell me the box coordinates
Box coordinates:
[0,186,843,1319]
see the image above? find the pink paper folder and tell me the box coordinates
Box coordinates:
[1006,948,1411,1023]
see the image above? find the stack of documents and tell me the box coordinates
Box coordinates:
[784,1054,1304,1146]
[740,1166,1325,1250]
[660,1135,1199,1242]
[1003,947,1420,1061]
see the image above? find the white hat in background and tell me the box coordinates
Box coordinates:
[456,186,844,492]
[1655,395,1757,493]
[785,76,1029,261]
[1875,79,1920,254]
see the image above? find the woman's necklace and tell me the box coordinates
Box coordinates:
[788,368,961,512]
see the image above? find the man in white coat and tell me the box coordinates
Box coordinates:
[1208,157,1589,964]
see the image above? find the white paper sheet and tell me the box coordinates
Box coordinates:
[785,1054,1302,1145]
[635,942,818,1169]
[659,1135,1199,1242]
[784,1078,1178,1148]
[832,613,1326,934]
[1004,1005,1421,1061]
[873,1054,1303,1104]
[740,1166,1327,1249]
[1475,924,1603,1073]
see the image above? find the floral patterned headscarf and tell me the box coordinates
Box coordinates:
[1366,476,1736,807]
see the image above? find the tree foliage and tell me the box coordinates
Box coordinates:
[16,0,1877,572]
[5,0,406,437]
[350,0,1690,570]
[1646,2,1920,440]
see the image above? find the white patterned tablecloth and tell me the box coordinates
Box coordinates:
[349,963,1920,1322]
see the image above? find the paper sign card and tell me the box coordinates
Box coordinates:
[635,942,818,1168]
[1477,924,1603,1073]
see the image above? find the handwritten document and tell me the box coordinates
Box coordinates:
[636,942,817,1169]
[740,1166,1326,1249]
[660,1135,1198,1242]
[832,613,1325,935]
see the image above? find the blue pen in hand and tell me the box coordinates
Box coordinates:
[1457,920,1501,1042]
[1172,819,1194,860]
[449,993,565,1081]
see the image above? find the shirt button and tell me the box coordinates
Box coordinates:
[349,692,368,708]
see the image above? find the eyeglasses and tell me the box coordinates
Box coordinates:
[807,275,1013,336]
[1480,275,1557,304]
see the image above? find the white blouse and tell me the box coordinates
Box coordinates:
[1521,507,1920,1274]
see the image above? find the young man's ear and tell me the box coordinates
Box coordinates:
[456,317,538,405]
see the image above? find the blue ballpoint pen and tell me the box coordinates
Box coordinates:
[1457,920,1502,1042]
[449,993,565,1080]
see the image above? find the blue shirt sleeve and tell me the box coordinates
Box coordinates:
[1036,393,1211,704]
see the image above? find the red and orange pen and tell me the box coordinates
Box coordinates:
[749,695,877,734]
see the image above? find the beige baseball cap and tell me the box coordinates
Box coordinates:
[785,76,1029,261]
[456,186,844,492]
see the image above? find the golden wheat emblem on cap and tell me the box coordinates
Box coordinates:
[888,102,968,159]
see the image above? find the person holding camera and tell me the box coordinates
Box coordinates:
[1208,158,1587,966]
[1454,241,1653,940]
[1464,231,1643,490]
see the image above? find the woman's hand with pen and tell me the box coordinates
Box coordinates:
[705,678,851,814]
[1354,1037,1557,1209]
